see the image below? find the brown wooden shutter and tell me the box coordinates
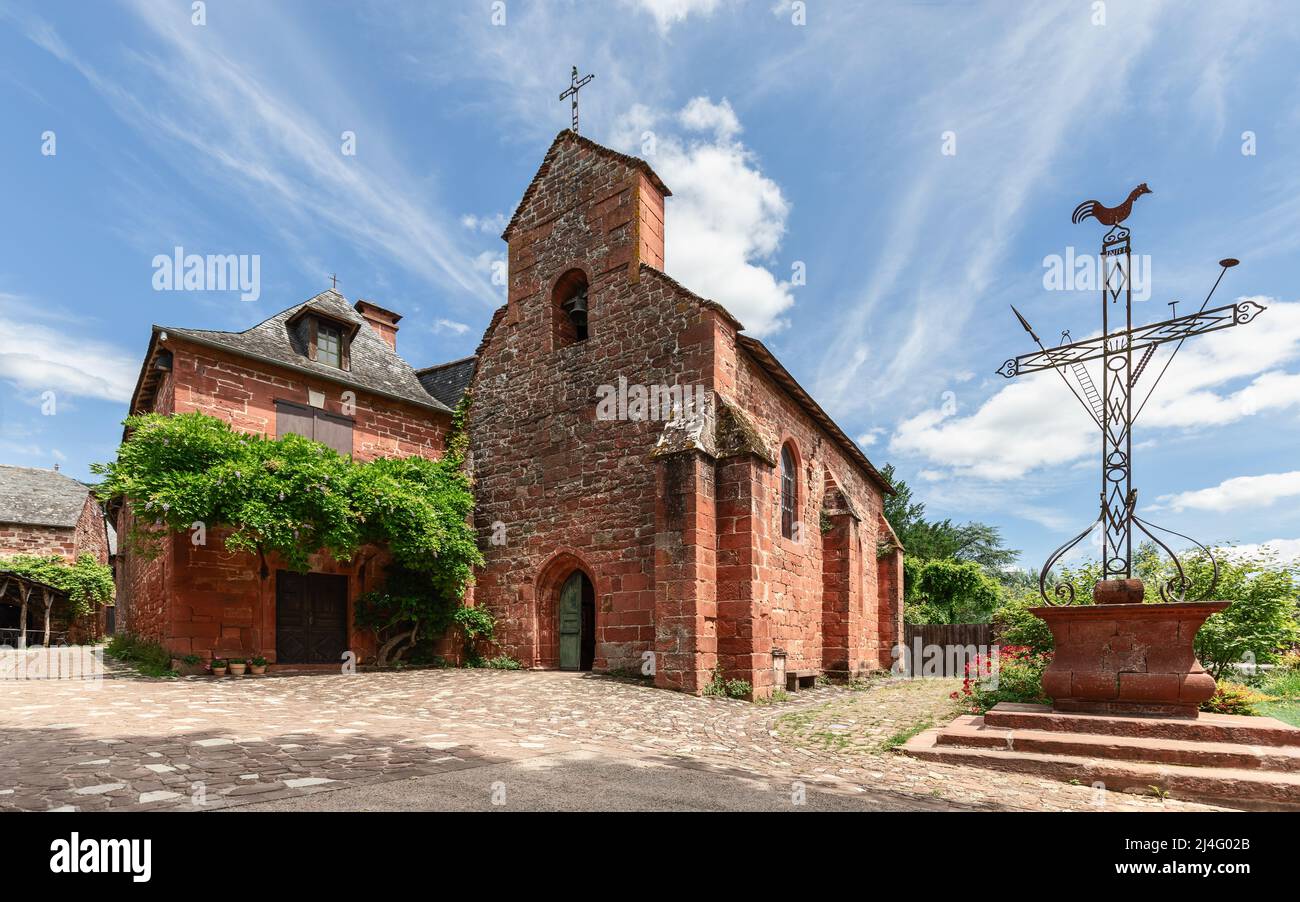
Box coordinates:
[275,400,315,441]
[314,411,354,457]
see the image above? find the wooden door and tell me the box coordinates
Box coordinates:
[276,571,349,664]
[558,571,582,671]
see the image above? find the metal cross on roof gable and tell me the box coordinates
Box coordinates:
[997,186,1267,605]
[559,66,595,134]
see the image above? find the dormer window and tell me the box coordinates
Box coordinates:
[287,307,356,371]
[317,323,342,368]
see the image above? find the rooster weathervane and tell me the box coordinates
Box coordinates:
[998,184,1267,605]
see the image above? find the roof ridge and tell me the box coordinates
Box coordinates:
[415,354,478,374]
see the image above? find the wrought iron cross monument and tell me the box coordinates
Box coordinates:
[997,186,1267,603]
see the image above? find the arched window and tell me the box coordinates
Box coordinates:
[552,269,590,347]
[780,442,798,540]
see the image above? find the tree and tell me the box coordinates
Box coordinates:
[905,558,1002,625]
[879,463,1018,571]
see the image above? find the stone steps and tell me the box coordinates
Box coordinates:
[902,703,1300,810]
[935,714,1300,772]
[985,702,1300,746]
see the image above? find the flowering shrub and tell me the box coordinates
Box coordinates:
[1202,682,1266,716]
[951,645,1053,714]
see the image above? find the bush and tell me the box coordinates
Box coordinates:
[702,666,752,699]
[1201,682,1267,716]
[905,558,1001,625]
[952,646,1053,714]
[991,589,1055,655]
[486,655,522,670]
[106,633,175,677]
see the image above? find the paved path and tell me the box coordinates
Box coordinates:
[0,668,1219,812]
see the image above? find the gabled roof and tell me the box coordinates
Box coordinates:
[737,335,895,496]
[501,130,672,242]
[134,290,452,416]
[0,465,95,528]
[416,356,477,409]
[635,265,893,496]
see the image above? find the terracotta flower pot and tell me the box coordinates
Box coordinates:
[229,662,247,676]
[249,664,266,675]
[212,667,228,677]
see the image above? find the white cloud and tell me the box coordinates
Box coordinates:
[0,300,137,403]
[856,427,885,448]
[432,318,472,336]
[614,98,794,335]
[678,96,741,140]
[629,0,724,32]
[460,213,507,235]
[1222,539,1300,565]
[1152,471,1300,513]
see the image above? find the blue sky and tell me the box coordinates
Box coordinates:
[2,0,1298,570]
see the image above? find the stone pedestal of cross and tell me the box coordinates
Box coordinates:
[996,190,1267,601]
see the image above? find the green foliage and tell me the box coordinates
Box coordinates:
[106,633,175,678]
[454,605,497,665]
[1183,548,1298,679]
[95,411,485,661]
[702,666,752,699]
[879,463,1018,571]
[94,411,481,587]
[991,588,1056,655]
[0,553,115,619]
[953,646,1053,714]
[904,558,1001,625]
[1201,682,1267,716]
[485,654,522,670]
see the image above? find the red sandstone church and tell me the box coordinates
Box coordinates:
[114,130,903,697]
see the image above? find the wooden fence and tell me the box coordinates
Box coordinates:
[901,623,995,677]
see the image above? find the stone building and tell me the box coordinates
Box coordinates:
[113,292,463,664]
[0,465,111,565]
[0,464,113,639]
[466,131,902,697]
[111,129,903,693]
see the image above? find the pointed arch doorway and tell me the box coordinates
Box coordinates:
[558,570,596,672]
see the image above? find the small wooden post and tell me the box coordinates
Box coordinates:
[18,583,31,649]
[42,588,54,648]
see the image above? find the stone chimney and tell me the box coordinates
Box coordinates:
[354,300,402,351]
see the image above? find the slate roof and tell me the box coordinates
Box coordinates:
[416,356,477,409]
[0,465,94,529]
[151,290,451,414]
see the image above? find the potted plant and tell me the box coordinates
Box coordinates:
[249,656,268,676]
[210,658,228,677]
[228,658,247,676]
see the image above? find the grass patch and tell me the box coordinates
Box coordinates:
[1256,699,1300,727]
[879,719,934,751]
[105,633,176,678]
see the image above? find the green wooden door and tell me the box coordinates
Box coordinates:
[559,571,583,671]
